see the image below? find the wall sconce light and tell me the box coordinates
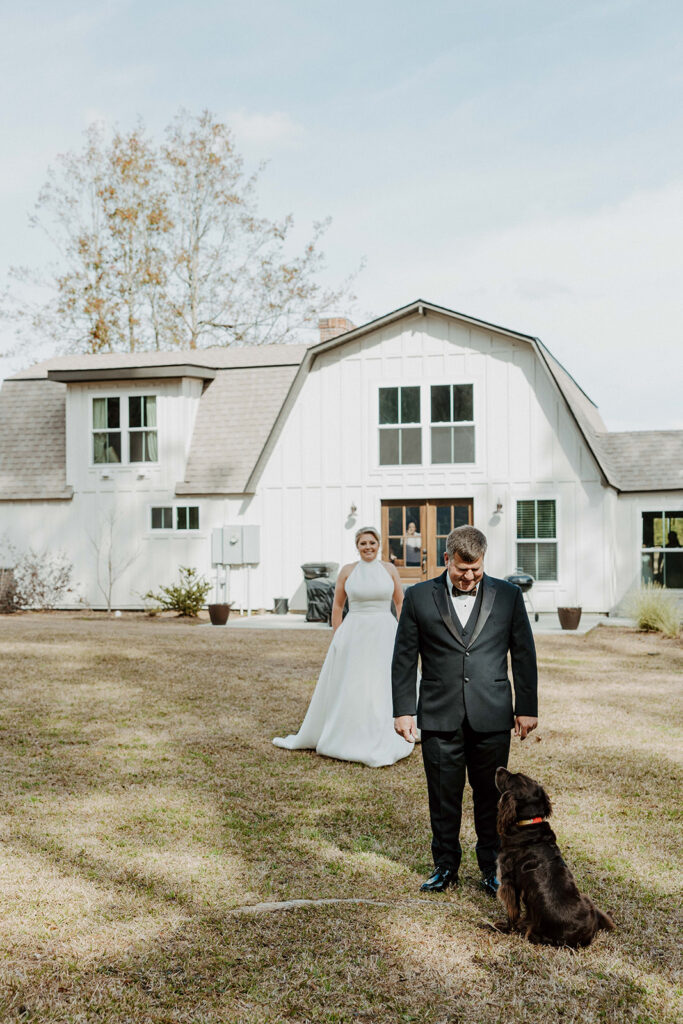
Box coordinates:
[493,500,503,514]
[348,503,358,517]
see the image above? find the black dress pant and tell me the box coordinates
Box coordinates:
[421,720,511,876]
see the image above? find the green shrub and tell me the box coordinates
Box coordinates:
[144,566,212,617]
[626,584,681,637]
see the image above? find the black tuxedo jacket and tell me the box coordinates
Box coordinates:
[391,572,538,733]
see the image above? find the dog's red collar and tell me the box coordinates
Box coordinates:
[516,817,545,826]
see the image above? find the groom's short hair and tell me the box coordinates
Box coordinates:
[446,526,487,562]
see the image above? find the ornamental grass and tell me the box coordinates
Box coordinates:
[627,583,681,638]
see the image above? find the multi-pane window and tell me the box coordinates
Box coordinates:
[129,396,158,462]
[378,387,421,465]
[92,395,158,464]
[176,506,199,530]
[516,500,557,581]
[151,507,173,530]
[92,397,122,464]
[430,384,475,463]
[151,506,200,531]
[641,512,683,588]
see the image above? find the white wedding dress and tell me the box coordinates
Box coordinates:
[272,557,414,768]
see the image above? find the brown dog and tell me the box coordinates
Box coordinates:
[494,767,615,947]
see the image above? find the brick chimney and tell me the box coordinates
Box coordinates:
[318,316,355,343]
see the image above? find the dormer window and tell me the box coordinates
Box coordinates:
[93,397,122,464]
[128,396,158,462]
[92,395,158,465]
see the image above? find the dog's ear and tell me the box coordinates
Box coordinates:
[539,787,553,819]
[497,790,517,834]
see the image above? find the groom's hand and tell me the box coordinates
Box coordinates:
[515,715,538,740]
[394,715,418,743]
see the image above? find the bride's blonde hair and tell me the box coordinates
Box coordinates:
[355,525,380,545]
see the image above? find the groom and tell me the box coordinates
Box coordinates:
[392,525,538,895]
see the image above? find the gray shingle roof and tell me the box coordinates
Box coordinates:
[598,431,683,492]
[11,344,306,379]
[1,309,680,498]
[0,380,73,499]
[176,364,301,494]
[0,344,305,500]
[536,340,683,491]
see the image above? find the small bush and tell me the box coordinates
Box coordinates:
[12,548,76,609]
[626,584,681,637]
[144,566,212,617]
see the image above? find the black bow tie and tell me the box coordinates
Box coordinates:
[452,585,478,598]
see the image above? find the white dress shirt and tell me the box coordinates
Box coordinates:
[449,585,478,627]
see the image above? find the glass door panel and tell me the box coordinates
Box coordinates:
[382,502,425,581]
[427,500,473,578]
[382,499,473,583]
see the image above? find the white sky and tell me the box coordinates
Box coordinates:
[1,0,681,430]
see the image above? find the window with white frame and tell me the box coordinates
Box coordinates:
[430,384,475,463]
[516,500,557,581]
[150,505,200,531]
[641,511,683,588]
[128,396,158,462]
[92,397,122,464]
[378,387,421,465]
[92,395,158,465]
[176,506,199,530]
[151,507,173,530]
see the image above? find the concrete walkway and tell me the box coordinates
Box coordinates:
[205,611,636,635]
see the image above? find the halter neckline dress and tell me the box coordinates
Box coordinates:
[273,557,414,767]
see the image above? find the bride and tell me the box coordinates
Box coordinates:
[272,526,415,768]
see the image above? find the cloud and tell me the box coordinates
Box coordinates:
[346,179,683,431]
[227,111,305,153]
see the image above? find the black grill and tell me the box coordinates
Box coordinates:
[504,569,538,621]
[301,562,339,623]
[504,570,534,593]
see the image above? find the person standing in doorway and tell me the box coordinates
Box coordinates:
[392,525,538,895]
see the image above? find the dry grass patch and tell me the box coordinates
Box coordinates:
[0,616,680,1022]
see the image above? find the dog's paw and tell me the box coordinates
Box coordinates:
[480,918,511,933]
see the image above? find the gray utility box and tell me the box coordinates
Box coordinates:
[211,526,261,566]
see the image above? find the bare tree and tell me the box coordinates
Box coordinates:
[89,508,140,612]
[162,110,350,348]
[3,110,356,355]
[100,125,173,352]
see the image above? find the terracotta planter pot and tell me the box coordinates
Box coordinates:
[208,603,231,626]
[557,606,582,630]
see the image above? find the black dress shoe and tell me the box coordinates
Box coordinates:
[420,867,458,893]
[480,873,500,897]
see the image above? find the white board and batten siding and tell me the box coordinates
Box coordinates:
[5,305,669,613]
[0,377,227,611]
[256,313,609,613]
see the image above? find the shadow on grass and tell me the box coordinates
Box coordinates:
[0,621,680,1022]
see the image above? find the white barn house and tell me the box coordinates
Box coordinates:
[0,300,681,613]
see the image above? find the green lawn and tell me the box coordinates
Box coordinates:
[0,615,680,1023]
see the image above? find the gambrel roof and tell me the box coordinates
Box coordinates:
[244,300,683,494]
[0,301,680,499]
